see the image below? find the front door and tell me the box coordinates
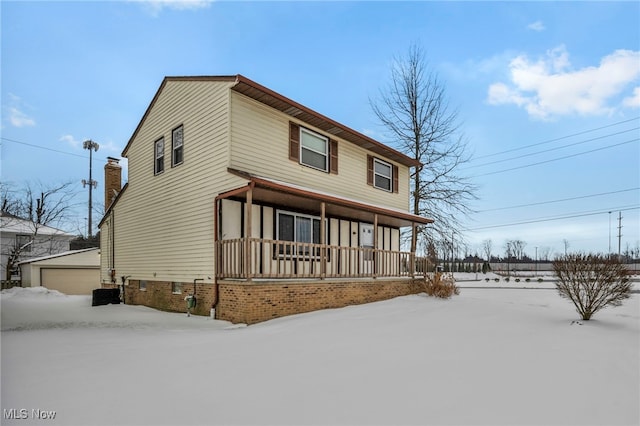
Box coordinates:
[359,223,374,274]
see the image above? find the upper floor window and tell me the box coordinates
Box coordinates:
[16,235,32,252]
[367,155,398,193]
[172,125,184,167]
[300,128,328,172]
[374,158,392,192]
[154,138,164,175]
[289,122,338,174]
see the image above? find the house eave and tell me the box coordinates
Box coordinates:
[220,169,433,228]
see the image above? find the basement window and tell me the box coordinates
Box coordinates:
[139,280,147,291]
[172,282,182,294]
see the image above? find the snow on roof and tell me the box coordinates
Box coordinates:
[0,214,75,237]
[17,248,99,265]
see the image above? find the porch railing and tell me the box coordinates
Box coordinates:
[216,238,429,280]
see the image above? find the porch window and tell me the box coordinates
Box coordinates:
[172,125,184,167]
[300,128,328,172]
[374,158,392,191]
[154,138,164,175]
[277,211,322,256]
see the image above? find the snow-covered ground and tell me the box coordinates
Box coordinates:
[1,283,638,426]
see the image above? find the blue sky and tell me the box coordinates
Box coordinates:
[2,0,639,258]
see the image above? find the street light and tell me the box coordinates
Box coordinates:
[82,140,99,238]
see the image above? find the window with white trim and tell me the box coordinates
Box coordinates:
[139,280,147,291]
[154,138,164,175]
[276,210,324,256]
[300,128,328,172]
[172,125,183,167]
[16,235,32,252]
[373,158,392,191]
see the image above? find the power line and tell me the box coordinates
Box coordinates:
[476,188,640,213]
[466,127,639,170]
[1,137,116,163]
[473,117,640,160]
[471,138,638,178]
[467,205,639,231]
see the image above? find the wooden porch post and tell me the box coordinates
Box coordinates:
[320,202,326,279]
[373,214,378,278]
[410,222,416,277]
[245,185,253,282]
[214,198,219,279]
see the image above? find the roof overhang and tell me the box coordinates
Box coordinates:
[230,75,421,168]
[122,74,421,168]
[218,170,433,229]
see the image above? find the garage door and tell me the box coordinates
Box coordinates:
[41,268,100,295]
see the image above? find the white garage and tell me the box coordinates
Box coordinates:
[19,248,100,295]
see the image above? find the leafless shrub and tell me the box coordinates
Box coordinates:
[423,272,459,299]
[552,253,632,320]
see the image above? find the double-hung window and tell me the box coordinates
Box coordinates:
[300,128,328,172]
[277,210,323,256]
[154,138,164,175]
[374,158,393,191]
[16,235,32,252]
[172,125,184,167]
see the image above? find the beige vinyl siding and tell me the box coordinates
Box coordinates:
[105,80,244,282]
[229,91,410,212]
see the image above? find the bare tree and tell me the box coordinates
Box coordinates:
[512,239,527,260]
[371,44,477,252]
[553,253,632,320]
[562,239,570,255]
[539,246,552,262]
[482,239,492,262]
[1,181,76,279]
[504,240,515,260]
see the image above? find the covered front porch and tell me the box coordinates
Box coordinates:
[214,171,433,281]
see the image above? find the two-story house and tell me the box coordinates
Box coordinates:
[99,75,432,324]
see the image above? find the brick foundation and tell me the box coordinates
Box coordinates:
[104,278,424,324]
[217,278,424,324]
[122,280,216,317]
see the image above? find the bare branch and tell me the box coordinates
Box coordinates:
[371,43,477,250]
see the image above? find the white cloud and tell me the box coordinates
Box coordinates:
[622,87,640,108]
[487,46,640,119]
[8,107,36,128]
[527,21,545,32]
[59,134,81,148]
[98,140,123,154]
[5,94,36,128]
[134,0,213,17]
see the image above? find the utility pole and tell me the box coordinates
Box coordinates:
[608,211,612,254]
[535,246,538,276]
[82,140,100,238]
[617,211,623,260]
